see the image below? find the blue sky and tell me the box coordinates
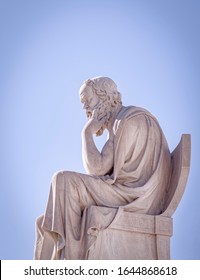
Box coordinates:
[0,0,199,259]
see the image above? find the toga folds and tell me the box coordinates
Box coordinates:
[34,106,171,259]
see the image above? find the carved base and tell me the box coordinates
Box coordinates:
[87,209,172,260]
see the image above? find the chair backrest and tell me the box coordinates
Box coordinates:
[161,134,191,217]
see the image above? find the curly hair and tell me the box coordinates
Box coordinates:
[83,76,122,107]
[83,77,122,136]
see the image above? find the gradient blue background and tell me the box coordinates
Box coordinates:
[0,0,199,259]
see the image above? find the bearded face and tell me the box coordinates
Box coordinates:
[79,84,99,118]
[83,100,111,136]
[79,83,117,136]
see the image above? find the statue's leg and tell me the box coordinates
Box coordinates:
[40,170,129,259]
[41,171,97,259]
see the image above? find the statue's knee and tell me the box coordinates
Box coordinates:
[51,171,61,184]
[51,171,65,193]
[51,171,77,194]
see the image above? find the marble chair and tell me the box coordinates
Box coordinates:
[86,134,191,259]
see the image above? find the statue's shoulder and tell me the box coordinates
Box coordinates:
[114,106,148,134]
[115,106,159,134]
[118,105,153,120]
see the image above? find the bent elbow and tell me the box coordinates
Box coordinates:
[92,160,113,177]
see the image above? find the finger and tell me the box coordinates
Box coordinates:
[92,109,98,119]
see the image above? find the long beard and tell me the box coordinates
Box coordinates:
[96,104,113,136]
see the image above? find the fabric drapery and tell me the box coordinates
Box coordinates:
[34,106,171,259]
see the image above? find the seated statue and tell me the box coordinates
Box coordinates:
[34,76,171,260]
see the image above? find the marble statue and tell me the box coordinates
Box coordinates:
[34,76,173,260]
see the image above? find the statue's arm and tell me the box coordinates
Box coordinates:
[81,119,114,176]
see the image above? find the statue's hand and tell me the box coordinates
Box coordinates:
[83,109,106,135]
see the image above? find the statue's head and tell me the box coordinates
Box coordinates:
[79,76,122,136]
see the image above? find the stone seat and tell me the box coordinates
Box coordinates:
[86,134,191,259]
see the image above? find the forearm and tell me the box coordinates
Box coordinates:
[82,128,102,175]
[82,128,114,176]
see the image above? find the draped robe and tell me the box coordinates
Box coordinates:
[34,106,171,259]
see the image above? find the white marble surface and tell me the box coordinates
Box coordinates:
[34,77,190,260]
